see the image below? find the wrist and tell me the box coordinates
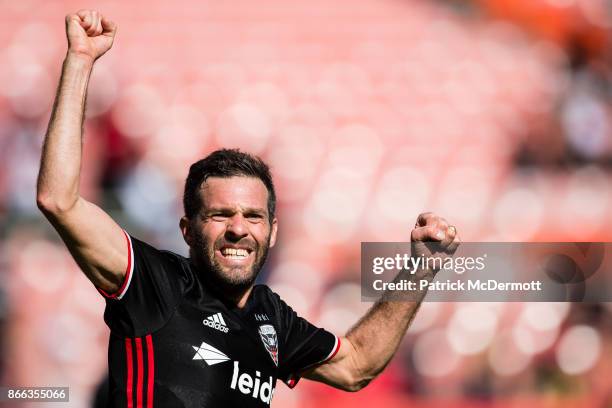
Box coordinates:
[64,51,95,68]
[417,267,436,281]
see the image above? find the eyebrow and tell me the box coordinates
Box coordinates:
[204,206,267,216]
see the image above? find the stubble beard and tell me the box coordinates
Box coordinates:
[190,228,271,297]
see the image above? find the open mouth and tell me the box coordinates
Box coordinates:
[217,246,254,262]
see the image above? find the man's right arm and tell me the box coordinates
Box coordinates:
[36,10,126,295]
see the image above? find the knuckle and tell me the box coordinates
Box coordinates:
[412,227,425,239]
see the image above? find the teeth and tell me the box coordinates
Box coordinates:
[226,255,245,260]
[221,248,249,258]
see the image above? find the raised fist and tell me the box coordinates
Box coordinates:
[410,212,460,274]
[65,10,116,61]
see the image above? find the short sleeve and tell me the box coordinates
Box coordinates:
[273,293,340,388]
[101,231,191,337]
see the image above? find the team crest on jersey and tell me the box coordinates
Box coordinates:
[258,324,278,366]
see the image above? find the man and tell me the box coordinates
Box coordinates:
[37,10,460,407]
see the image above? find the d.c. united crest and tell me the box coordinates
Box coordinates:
[258,324,278,366]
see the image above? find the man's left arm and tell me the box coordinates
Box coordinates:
[302,212,459,391]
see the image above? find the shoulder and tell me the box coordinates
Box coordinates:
[251,284,297,321]
[129,233,186,262]
[252,284,283,304]
[159,247,191,268]
[127,233,195,283]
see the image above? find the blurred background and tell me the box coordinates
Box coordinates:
[1,0,612,406]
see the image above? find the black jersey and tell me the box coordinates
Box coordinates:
[99,231,340,407]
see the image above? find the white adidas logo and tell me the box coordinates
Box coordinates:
[192,341,230,366]
[203,312,229,333]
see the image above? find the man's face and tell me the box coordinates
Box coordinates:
[181,176,277,293]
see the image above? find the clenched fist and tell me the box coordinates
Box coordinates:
[65,10,116,61]
[411,212,460,273]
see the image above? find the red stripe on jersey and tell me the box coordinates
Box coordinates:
[146,335,154,408]
[125,338,134,408]
[117,230,133,297]
[286,336,342,389]
[98,230,133,299]
[322,336,341,364]
[135,337,144,408]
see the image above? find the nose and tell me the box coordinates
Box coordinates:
[225,213,248,241]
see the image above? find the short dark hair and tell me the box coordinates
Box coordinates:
[183,149,276,222]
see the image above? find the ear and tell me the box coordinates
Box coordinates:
[179,216,193,246]
[269,217,278,248]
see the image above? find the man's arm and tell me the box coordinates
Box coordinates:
[302,212,459,391]
[36,10,125,295]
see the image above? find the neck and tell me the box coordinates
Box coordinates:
[211,279,254,309]
[233,286,253,309]
[191,256,254,309]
